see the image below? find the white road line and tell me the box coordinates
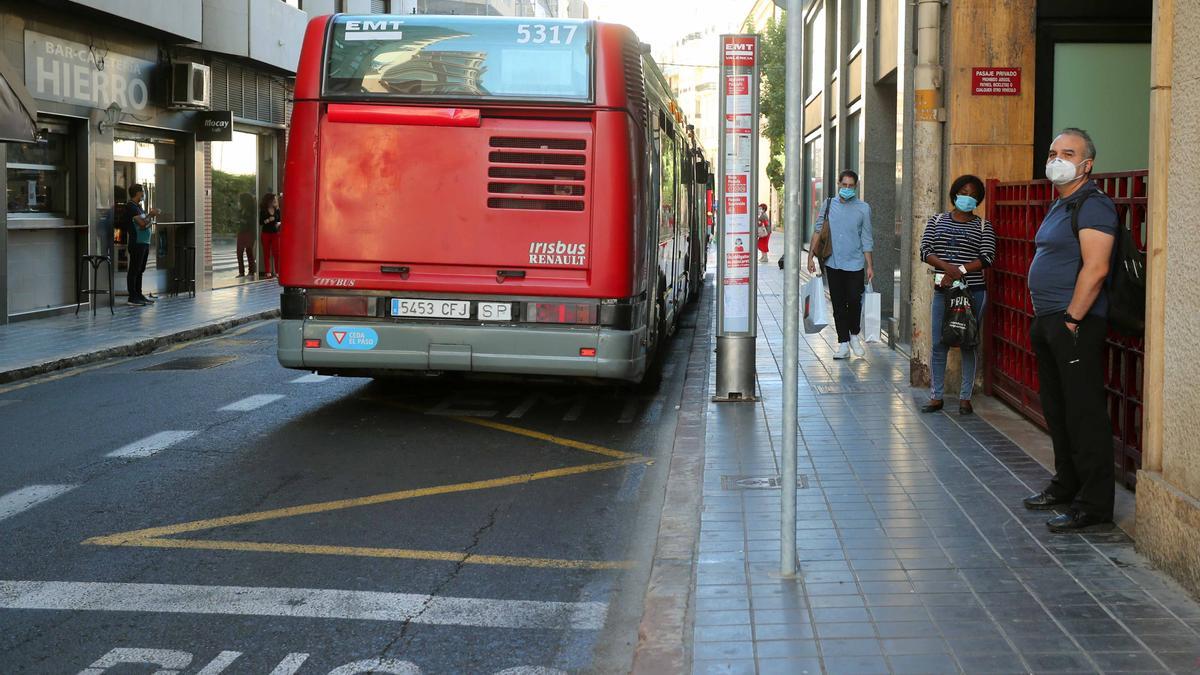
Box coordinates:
[219,394,285,412]
[106,431,199,459]
[0,580,608,630]
[266,652,310,675]
[290,374,332,384]
[0,485,76,522]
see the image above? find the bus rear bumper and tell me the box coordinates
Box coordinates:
[277,319,647,382]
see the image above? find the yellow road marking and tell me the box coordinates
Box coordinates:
[112,538,634,570]
[86,393,649,570]
[367,398,639,460]
[85,457,645,545]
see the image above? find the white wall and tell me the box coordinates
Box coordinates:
[69,0,203,42]
[249,0,307,71]
[201,0,307,73]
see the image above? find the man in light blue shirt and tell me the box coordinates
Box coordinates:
[807,170,875,359]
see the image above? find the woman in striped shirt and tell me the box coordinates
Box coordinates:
[919,175,996,415]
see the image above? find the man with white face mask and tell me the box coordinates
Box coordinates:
[1021,128,1118,533]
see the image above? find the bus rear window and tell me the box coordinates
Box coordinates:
[324,16,592,102]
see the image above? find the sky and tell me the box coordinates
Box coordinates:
[587,0,750,59]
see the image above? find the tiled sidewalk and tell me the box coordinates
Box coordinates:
[692,252,1200,674]
[0,281,280,383]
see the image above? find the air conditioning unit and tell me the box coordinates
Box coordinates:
[170,62,210,109]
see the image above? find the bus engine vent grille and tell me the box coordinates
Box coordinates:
[487,137,587,212]
[623,39,647,127]
[490,137,586,151]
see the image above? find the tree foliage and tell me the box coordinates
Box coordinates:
[211,170,256,236]
[758,14,787,192]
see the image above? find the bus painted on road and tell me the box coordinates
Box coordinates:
[277,14,710,383]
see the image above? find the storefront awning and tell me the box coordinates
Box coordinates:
[0,51,37,143]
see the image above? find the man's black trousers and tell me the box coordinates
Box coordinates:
[1030,313,1114,520]
[127,242,150,301]
[825,266,864,343]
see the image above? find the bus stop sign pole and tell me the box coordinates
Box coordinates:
[780,4,803,578]
[714,34,760,402]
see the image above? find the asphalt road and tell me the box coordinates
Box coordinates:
[0,309,702,674]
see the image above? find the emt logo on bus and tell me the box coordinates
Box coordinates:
[343,20,405,41]
[326,327,379,350]
[528,240,588,266]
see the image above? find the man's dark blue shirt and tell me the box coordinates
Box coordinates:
[1027,181,1118,317]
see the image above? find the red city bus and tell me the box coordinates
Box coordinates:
[278,14,710,383]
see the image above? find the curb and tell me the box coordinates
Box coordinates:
[0,308,281,385]
[631,282,712,675]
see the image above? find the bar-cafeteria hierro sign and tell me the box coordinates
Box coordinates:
[24,30,156,111]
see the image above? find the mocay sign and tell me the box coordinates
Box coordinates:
[195,110,233,142]
[24,30,156,111]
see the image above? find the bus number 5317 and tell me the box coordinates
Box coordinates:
[516,23,577,45]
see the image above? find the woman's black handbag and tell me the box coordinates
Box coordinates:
[941,283,979,349]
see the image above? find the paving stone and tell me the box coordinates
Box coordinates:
[819,655,892,674]
[691,658,757,675]
[688,261,1200,674]
[692,641,755,661]
[756,657,823,674]
[886,652,961,674]
[693,624,753,643]
[753,639,820,659]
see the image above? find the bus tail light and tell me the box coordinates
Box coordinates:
[308,295,373,317]
[304,339,322,349]
[525,302,599,325]
[579,348,597,357]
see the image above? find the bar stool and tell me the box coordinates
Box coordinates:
[77,254,114,316]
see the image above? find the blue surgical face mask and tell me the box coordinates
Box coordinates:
[838,187,856,200]
[955,194,978,212]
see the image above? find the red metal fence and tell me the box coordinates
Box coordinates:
[983,171,1147,488]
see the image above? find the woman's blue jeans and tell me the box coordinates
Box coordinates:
[930,288,987,401]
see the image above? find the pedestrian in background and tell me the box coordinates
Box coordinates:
[920,174,996,415]
[807,170,874,359]
[124,184,159,306]
[236,192,257,279]
[1021,128,1117,533]
[259,192,281,279]
[756,203,771,263]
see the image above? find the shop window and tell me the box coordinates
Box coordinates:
[847,0,862,50]
[804,135,823,242]
[805,6,826,98]
[1052,43,1150,173]
[845,111,861,177]
[6,131,72,219]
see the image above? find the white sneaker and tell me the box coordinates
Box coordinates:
[832,342,851,359]
[850,335,865,357]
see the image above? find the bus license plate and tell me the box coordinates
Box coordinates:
[391,298,470,319]
[478,302,512,322]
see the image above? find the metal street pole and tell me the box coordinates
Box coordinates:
[780,1,803,578]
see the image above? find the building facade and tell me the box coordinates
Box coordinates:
[2,0,574,322]
[2,0,214,321]
[745,0,907,334]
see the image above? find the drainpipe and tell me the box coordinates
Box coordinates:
[1142,0,1173,474]
[910,0,943,383]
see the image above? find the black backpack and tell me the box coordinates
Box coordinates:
[1068,189,1145,337]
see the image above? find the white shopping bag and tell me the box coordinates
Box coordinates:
[803,275,830,334]
[861,282,882,343]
